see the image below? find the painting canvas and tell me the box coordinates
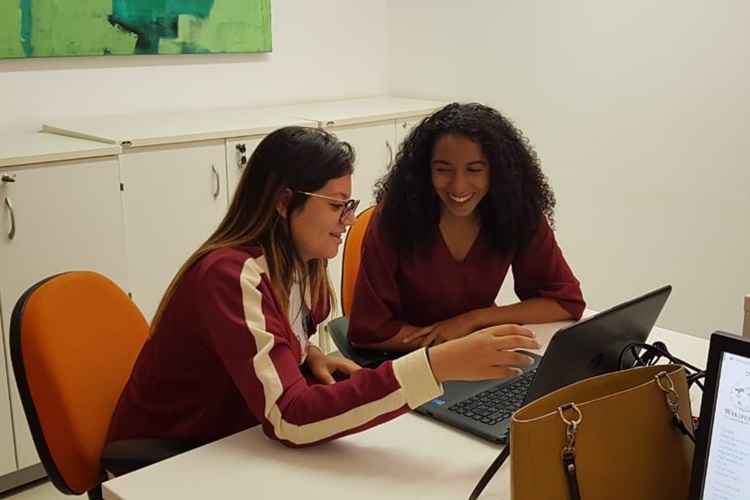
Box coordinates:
[0,0,272,58]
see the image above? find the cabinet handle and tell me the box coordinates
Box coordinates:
[4,197,15,240]
[2,175,16,240]
[236,143,247,169]
[386,140,393,166]
[211,164,220,199]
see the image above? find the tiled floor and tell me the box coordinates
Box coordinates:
[1,481,67,500]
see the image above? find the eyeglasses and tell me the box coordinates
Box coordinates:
[297,191,360,223]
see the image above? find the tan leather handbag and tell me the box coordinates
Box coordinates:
[510,364,695,500]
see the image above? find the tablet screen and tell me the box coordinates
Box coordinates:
[701,351,750,499]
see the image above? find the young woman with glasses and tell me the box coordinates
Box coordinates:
[107,126,540,448]
[349,103,586,351]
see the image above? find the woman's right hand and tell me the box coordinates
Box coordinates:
[427,324,540,382]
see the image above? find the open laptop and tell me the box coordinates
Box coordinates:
[414,285,673,443]
[689,331,750,500]
[331,285,672,443]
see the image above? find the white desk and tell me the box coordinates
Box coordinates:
[102,320,709,500]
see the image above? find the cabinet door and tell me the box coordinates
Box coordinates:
[395,116,424,151]
[225,136,263,203]
[0,308,16,476]
[0,158,129,469]
[120,141,228,322]
[326,122,396,311]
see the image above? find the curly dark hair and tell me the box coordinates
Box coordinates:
[375,102,556,255]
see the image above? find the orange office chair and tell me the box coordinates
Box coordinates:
[340,206,375,317]
[10,272,194,500]
[327,207,399,367]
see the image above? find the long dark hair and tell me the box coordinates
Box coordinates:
[375,102,555,255]
[151,126,354,333]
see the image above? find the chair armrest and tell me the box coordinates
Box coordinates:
[327,316,403,368]
[101,439,197,477]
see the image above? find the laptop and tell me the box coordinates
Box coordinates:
[689,331,750,500]
[331,285,672,443]
[414,285,672,443]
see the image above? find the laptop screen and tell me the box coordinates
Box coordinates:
[690,332,750,499]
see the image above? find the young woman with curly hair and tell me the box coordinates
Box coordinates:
[349,103,585,350]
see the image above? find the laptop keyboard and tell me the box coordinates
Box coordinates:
[447,369,537,426]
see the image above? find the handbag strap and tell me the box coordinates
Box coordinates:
[562,450,582,500]
[559,403,583,500]
[468,444,510,500]
[468,407,584,500]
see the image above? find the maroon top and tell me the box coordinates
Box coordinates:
[349,208,585,344]
[107,245,442,448]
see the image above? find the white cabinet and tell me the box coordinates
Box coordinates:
[42,109,309,324]
[0,157,129,469]
[119,141,228,322]
[0,304,16,476]
[225,136,263,203]
[395,117,423,150]
[329,121,396,210]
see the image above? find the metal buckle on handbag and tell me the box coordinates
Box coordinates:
[655,371,680,413]
[655,370,696,442]
[558,403,583,500]
[558,403,582,459]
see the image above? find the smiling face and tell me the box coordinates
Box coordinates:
[287,175,354,261]
[430,134,490,220]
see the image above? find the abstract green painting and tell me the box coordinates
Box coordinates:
[0,0,272,58]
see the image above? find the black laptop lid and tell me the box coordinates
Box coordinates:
[689,331,750,500]
[524,285,672,402]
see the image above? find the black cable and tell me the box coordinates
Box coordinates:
[620,341,705,444]
[619,341,704,375]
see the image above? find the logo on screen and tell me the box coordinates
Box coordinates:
[730,386,750,412]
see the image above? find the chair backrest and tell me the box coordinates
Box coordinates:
[10,271,148,495]
[340,206,375,317]
[744,294,750,338]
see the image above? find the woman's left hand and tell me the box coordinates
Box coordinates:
[429,313,480,344]
[402,312,479,346]
[307,346,361,384]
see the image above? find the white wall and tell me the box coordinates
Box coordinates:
[0,1,389,132]
[1,0,747,338]
[389,1,750,338]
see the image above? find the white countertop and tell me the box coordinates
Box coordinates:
[42,108,314,148]
[272,96,447,127]
[40,97,446,148]
[0,132,121,167]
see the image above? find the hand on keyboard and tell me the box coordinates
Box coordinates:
[427,325,541,382]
